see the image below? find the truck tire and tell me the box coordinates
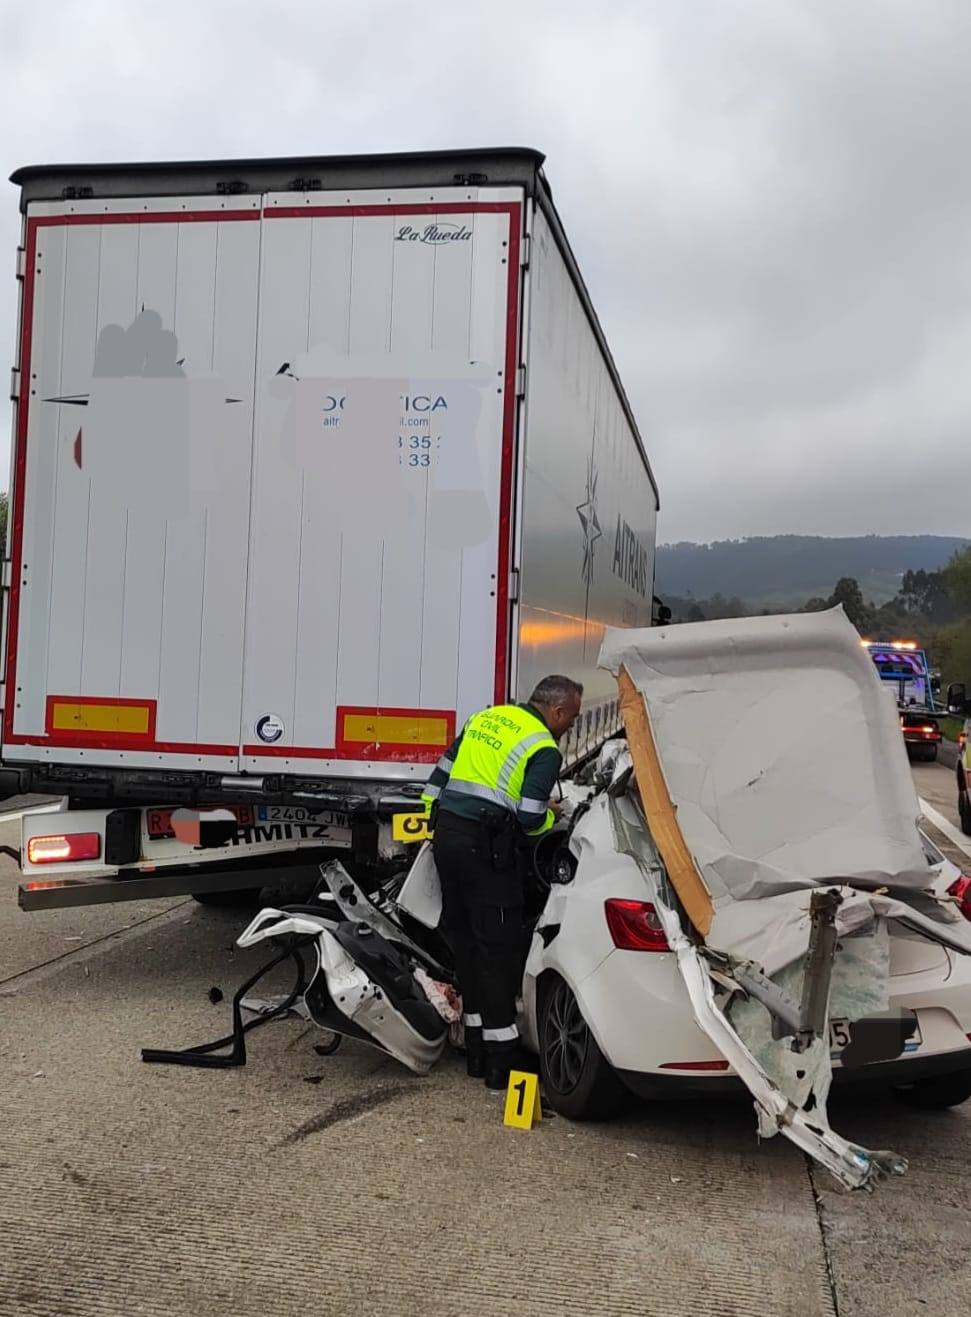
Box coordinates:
[959,790,971,837]
[895,1070,971,1110]
[192,887,263,908]
[537,973,626,1121]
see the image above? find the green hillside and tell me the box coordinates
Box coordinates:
[655,536,968,609]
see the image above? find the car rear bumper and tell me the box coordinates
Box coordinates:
[618,1044,971,1100]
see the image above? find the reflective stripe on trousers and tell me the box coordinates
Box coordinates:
[482,1024,519,1042]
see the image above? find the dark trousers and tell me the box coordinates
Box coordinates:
[432,809,525,1050]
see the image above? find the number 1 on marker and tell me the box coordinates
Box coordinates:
[503,1070,542,1130]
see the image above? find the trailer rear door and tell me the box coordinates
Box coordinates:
[5,187,522,779]
[239,188,522,779]
[4,196,261,772]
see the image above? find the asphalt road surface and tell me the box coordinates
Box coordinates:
[1,763,970,1317]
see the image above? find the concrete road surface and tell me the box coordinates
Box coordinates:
[1,764,970,1316]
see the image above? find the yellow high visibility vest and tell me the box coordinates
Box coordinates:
[426,704,558,835]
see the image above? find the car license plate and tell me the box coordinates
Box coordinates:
[829,1017,922,1055]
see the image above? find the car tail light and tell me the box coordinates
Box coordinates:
[659,1059,730,1071]
[27,832,101,865]
[604,898,670,951]
[960,732,967,752]
[947,876,971,922]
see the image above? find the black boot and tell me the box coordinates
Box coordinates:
[465,1026,485,1079]
[483,1041,536,1091]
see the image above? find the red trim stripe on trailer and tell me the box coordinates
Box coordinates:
[9,735,239,756]
[496,213,521,704]
[31,211,258,228]
[265,201,519,219]
[3,201,523,761]
[240,743,443,764]
[3,215,37,751]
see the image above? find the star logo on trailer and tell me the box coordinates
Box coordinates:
[576,452,602,588]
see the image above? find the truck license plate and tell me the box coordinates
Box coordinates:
[255,805,346,826]
[145,804,351,846]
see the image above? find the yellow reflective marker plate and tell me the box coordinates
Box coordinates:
[503,1069,542,1129]
[391,812,433,843]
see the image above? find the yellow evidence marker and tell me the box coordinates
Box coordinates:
[391,811,433,843]
[503,1070,542,1130]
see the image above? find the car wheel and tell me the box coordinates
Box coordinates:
[921,744,938,763]
[895,1071,971,1110]
[192,887,263,908]
[960,790,971,837]
[537,974,626,1120]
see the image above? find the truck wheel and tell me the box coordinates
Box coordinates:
[537,973,626,1120]
[192,888,263,908]
[895,1071,971,1110]
[960,791,971,837]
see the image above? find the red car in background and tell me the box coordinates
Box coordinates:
[899,709,943,763]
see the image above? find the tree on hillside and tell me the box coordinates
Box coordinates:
[829,577,870,631]
[900,568,954,621]
[945,546,971,613]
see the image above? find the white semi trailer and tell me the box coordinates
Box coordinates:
[1,148,659,909]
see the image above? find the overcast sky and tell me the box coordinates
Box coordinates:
[2,0,969,543]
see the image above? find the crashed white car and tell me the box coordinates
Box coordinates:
[522,760,971,1117]
[236,609,971,1192]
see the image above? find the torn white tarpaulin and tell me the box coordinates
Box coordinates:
[599,608,971,966]
[599,607,930,907]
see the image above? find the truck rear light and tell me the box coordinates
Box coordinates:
[947,876,971,922]
[659,1059,730,1071]
[605,898,670,951]
[27,832,101,864]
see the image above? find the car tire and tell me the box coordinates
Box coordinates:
[192,887,263,908]
[537,973,626,1120]
[895,1071,971,1110]
[959,790,971,837]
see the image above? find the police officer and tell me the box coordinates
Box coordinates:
[422,675,583,1089]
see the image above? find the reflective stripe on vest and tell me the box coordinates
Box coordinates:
[443,704,557,816]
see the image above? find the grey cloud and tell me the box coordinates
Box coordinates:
[1,0,968,542]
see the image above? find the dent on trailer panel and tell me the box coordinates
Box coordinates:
[516,206,656,759]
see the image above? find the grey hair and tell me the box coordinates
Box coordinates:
[530,674,584,707]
